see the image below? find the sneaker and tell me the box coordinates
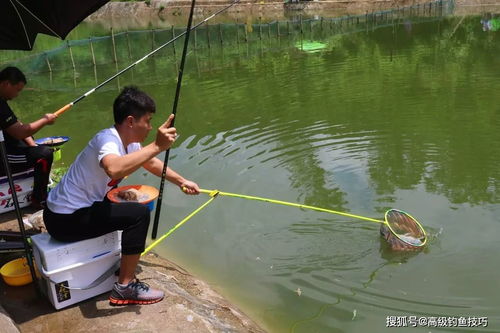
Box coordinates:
[109,279,164,305]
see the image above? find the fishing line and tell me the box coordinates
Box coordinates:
[52,0,241,117]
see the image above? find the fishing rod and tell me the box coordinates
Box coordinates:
[52,0,241,117]
[152,0,246,239]
[150,0,197,240]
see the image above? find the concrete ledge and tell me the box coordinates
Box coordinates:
[0,252,264,333]
[0,304,20,333]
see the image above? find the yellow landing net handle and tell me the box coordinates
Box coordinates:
[142,195,217,255]
[142,188,426,254]
[198,189,384,224]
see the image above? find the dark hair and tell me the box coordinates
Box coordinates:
[113,86,156,124]
[0,67,27,85]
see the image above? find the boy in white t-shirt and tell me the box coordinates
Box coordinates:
[44,86,199,305]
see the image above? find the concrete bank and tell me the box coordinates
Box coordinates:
[86,0,437,29]
[454,0,500,14]
[0,0,494,331]
[0,303,19,333]
[0,209,264,333]
[86,0,500,30]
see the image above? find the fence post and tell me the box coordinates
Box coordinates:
[73,68,77,88]
[67,41,76,70]
[365,11,368,33]
[171,26,177,56]
[125,30,132,61]
[219,23,223,46]
[206,22,211,49]
[151,28,155,51]
[91,61,97,83]
[45,53,52,73]
[89,37,96,67]
[236,19,240,50]
[194,27,198,50]
[111,27,118,65]
[259,17,262,40]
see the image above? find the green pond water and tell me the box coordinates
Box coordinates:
[4,9,500,332]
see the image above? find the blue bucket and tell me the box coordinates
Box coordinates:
[145,200,155,212]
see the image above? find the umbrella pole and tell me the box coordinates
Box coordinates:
[0,130,40,294]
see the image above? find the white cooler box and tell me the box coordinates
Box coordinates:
[31,231,121,310]
[0,168,34,213]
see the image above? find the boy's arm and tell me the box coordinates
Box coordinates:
[24,136,37,147]
[101,115,177,180]
[142,157,199,194]
[101,143,163,180]
[4,114,56,140]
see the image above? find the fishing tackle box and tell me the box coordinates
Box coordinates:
[31,231,121,309]
[0,169,33,214]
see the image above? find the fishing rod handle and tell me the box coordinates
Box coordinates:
[54,103,73,117]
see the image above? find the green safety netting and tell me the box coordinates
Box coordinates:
[0,0,453,75]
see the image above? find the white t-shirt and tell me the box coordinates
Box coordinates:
[47,126,141,214]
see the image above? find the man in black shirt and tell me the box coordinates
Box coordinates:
[0,67,57,209]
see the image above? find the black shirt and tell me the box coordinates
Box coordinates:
[0,99,24,148]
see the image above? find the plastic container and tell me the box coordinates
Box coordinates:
[0,169,34,214]
[35,136,70,147]
[35,136,69,162]
[31,231,121,272]
[145,200,155,211]
[37,249,120,310]
[0,257,39,286]
[31,232,121,309]
[107,184,159,212]
[53,148,62,161]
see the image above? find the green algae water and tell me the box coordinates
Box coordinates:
[6,10,500,332]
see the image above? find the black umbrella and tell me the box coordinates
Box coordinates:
[1,0,109,50]
[0,0,110,291]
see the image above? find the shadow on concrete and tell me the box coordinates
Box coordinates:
[0,280,53,325]
[0,278,148,326]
